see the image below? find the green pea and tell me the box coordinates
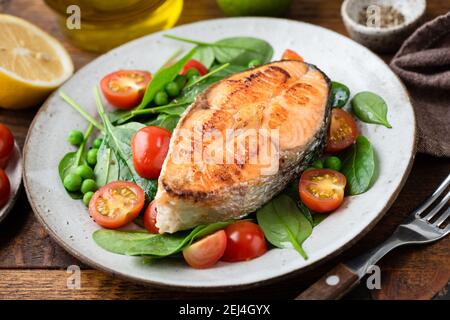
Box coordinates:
[175,74,188,89]
[311,159,323,169]
[81,179,98,194]
[154,91,169,106]
[63,173,82,192]
[93,138,103,149]
[165,81,180,97]
[86,148,98,166]
[248,59,262,68]
[83,191,94,207]
[75,164,94,179]
[67,130,84,146]
[185,68,200,79]
[324,156,342,171]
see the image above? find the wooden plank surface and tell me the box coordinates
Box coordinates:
[0,0,449,300]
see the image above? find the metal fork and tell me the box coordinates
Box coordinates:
[297,173,450,300]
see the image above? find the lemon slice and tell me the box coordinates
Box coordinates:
[0,14,74,109]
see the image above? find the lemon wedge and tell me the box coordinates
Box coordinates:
[0,14,74,109]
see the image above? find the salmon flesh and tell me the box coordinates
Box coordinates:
[155,60,332,233]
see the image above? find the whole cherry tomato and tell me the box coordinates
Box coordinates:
[221,221,267,262]
[0,169,10,207]
[131,126,171,179]
[0,124,14,168]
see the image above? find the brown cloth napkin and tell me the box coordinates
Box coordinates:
[390,12,450,157]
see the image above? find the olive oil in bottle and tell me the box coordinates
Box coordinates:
[45,0,183,52]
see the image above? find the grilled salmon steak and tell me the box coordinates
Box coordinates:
[155,60,331,233]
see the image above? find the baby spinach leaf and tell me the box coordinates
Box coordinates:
[108,109,129,125]
[213,37,273,66]
[331,81,350,108]
[58,152,83,199]
[119,231,192,256]
[165,35,273,67]
[95,89,157,200]
[189,221,232,242]
[341,135,376,195]
[212,63,247,77]
[147,114,181,132]
[94,143,120,187]
[93,221,232,257]
[256,194,312,259]
[312,214,328,226]
[92,230,156,254]
[299,202,314,226]
[192,46,215,69]
[351,92,392,128]
[159,106,186,116]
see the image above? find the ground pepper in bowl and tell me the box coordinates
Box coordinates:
[358,5,405,28]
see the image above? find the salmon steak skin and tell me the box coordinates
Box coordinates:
[155,60,332,233]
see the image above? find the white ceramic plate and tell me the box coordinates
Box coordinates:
[0,142,22,224]
[23,18,415,290]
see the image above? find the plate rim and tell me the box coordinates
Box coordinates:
[23,17,417,291]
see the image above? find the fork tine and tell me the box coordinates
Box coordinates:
[424,190,450,221]
[435,206,450,228]
[414,173,450,217]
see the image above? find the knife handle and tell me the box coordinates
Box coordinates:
[295,263,360,300]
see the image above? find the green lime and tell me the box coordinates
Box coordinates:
[217,0,293,17]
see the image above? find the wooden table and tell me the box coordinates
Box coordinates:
[0,0,449,300]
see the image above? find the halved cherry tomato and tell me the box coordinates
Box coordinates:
[0,169,10,207]
[299,169,346,213]
[0,124,14,168]
[282,49,304,61]
[89,181,145,229]
[131,126,171,179]
[221,221,267,262]
[143,200,159,234]
[100,70,152,110]
[325,109,359,153]
[180,59,208,76]
[183,230,227,269]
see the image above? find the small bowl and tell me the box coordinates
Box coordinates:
[341,0,426,53]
